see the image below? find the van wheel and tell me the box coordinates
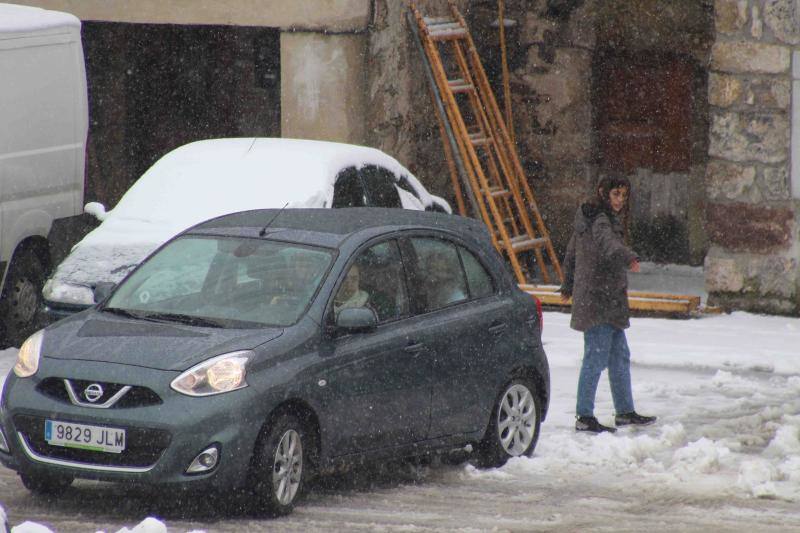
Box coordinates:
[472,378,541,468]
[20,472,73,496]
[0,249,46,348]
[250,413,310,517]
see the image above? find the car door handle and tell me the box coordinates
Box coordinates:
[488,323,508,335]
[404,342,425,354]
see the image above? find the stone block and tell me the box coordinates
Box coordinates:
[708,73,743,107]
[709,110,789,164]
[765,0,800,45]
[705,202,794,252]
[748,78,791,109]
[705,160,759,201]
[711,41,790,74]
[705,255,744,292]
[715,0,748,34]
[705,246,800,315]
[751,4,763,39]
[760,166,791,200]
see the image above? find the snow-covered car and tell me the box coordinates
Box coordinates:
[42,137,451,319]
[0,208,549,516]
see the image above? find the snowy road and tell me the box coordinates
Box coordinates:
[1,310,799,532]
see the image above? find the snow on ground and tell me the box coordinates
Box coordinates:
[1,309,799,530]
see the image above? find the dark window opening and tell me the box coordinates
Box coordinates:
[82,22,281,208]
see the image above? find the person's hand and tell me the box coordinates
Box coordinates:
[629,259,640,272]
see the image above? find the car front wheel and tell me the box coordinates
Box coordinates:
[250,413,309,516]
[19,472,73,496]
[474,378,541,468]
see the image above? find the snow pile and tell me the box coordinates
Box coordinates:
[463,310,800,506]
[5,517,169,533]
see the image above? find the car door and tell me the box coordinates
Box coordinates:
[404,235,513,438]
[317,238,433,456]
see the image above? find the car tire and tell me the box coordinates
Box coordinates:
[0,248,46,348]
[19,472,73,496]
[473,378,541,468]
[250,413,310,517]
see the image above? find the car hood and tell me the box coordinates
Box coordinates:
[41,310,284,371]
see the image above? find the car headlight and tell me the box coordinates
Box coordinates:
[13,330,44,378]
[171,351,252,396]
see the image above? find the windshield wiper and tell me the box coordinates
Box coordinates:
[101,308,223,328]
[101,307,151,321]
[135,312,225,328]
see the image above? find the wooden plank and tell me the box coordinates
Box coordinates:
[519,284,701,314]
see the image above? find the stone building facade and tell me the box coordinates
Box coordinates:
[703,0,799,314]
[15,0,800,314]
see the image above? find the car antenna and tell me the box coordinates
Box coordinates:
[259,203,289,237]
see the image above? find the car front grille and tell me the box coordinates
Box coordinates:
[13,415,171,469]
[37,378,162,408]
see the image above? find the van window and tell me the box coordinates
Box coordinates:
[360,165,402,208]
[332,167,366,208]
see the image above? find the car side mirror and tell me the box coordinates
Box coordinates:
[335,307,378,333]
[93,281,116,303]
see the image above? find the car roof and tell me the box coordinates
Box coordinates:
[187,207,490,249]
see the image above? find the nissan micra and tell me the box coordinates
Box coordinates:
[0,208,549,516]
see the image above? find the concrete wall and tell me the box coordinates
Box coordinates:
[281,32,367,144]
[704,0,800,314]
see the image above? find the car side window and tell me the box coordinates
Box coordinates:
[332,167,367,208]
[334,240,409,323]
[360,165,402,208]
[409,238,468,312]
[459,246,495,299]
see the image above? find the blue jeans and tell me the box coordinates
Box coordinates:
[576,324,635,417]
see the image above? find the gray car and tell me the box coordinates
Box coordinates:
[0,208,549,516]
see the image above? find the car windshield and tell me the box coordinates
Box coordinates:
[104,235,333,328]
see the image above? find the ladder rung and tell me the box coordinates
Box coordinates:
[468,133,492,146]
[447,78,474,93]
[481,186,510,198]
[423,17,455,25]
[428,22,461,31]
[503,236,549,253]
[429,27,468,40]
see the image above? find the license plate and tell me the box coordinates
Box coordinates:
[44,419,126,454]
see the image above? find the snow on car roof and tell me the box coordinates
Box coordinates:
[0,4,80,36]
[94,137,420,246]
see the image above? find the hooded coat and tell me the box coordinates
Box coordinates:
[560,203,638,332]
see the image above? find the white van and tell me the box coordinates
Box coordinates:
[0,4,88,347]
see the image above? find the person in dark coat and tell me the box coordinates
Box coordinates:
[560,176,657,433]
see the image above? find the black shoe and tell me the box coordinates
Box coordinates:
[615,412,657,426]
[575,416,617,434]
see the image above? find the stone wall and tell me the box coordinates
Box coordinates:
[705,0,800,314]
[365,0,470,204]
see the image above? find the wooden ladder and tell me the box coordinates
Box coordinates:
[409,1,563,286]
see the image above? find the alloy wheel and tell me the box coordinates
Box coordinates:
[272,429,303,505]
[497,383,537,456]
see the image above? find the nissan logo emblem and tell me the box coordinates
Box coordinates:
[84,383,104,403]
